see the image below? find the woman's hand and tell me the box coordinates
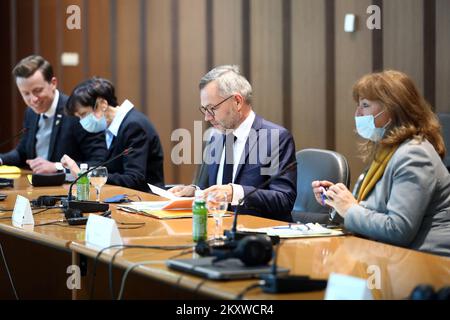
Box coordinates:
[312,180,334,206]
[60,154,80,178]
[324,183,358,217]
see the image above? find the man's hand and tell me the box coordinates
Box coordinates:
[60,154,80,178]
[168,185,196,197]
[26,157,58,174]
[204,184,233,203]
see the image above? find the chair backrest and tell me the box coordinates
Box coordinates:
[292,148,350,221]
[437,113,450,168]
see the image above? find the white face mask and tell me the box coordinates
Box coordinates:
[355,110,390,141]
[80,112,107,133]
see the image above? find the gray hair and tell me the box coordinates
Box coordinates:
[199,65,252,104]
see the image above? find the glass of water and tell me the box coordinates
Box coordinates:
[206,191,228,243]
[88,166,108,202]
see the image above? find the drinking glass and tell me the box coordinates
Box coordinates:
[88,166,108,202]
[206,191,228,243]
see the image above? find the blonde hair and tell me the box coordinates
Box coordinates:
[352,70,445,161]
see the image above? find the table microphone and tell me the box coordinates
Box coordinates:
[260,241,328,293]
[223,160,297,243]
[0,128,27,149]
[64,147,133,213]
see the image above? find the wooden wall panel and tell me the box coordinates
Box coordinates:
[14,0,35,132]
[61,0,84,95]
[291,0,327,150]
[383,0,424,94]
[335,0,373,187]
[0,0,12,151]
[38,0,58,71]
[5,0,450,188]
[250,0,283,125]
[146,0,175,183]
[116,0,140,109]
[87,0,112,80]
[178,0,208,184]
[212,0,243,67]
[436,0,450,113]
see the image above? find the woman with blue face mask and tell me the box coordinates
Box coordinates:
[312,70,450,257]
[60,77,165,191]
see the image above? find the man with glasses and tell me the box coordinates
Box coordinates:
[169,65,297,221]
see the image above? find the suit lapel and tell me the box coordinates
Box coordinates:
[28,112,40,159]
[207,133,224,186]
[47,102,64,160]
[234,115,262,182]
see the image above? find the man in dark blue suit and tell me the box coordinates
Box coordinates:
[170,65,297,221]
[61,77,164,191]
[0,55,106,172]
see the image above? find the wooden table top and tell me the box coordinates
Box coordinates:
[2,174,449,299]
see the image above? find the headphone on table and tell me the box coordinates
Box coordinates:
[31,195,67,208]
[195,235,273,267]
[409,284,450,300]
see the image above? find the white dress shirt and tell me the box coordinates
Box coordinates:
[105,99,134,149]
[216,110,255,205]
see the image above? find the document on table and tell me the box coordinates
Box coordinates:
[147,183,195,210]
[117,184,194,219]
[238,223,345,238]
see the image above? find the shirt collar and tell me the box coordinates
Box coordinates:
[43,90,59,118]
[106,99,134,137]
[232,110,255,142]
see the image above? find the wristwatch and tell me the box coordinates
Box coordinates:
[55,162,64,172]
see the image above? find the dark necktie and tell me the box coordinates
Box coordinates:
[222,133,236,184]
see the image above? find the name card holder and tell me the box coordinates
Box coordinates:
[12,195,34,228]
[325,273,373,300]
[85,214,123,249]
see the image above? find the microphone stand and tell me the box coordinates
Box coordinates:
[64,147,133,213]
[0,128,27,148]
[260,240,328,293]
[225,161,297,243]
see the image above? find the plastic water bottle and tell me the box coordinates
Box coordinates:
[192,190,208,242]
[77,163,90,201]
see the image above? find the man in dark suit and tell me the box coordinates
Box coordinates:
[170,65,297,221]
[61,77,164,191]
[0,55,106,172]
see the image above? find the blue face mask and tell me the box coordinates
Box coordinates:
[80,112,107,133]
[355,110,390,142]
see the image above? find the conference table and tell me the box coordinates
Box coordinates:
[0,174,449,300]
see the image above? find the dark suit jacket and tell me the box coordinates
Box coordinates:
[105,108,164,191]
[0,93,106,168]
[200,114,297,222]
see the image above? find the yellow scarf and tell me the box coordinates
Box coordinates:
[357,146,398,202]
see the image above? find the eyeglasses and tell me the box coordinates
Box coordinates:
[199,95,234,117]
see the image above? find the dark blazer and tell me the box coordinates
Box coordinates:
[0,93,106,168]
[105,108,164,191]
[200,114,297,222]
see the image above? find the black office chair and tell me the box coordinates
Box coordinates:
[437,113,450,171]
[291,148,350,224]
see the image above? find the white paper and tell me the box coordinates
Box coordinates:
[85,214,123,249]
[238,223,339,238]
[148,184,178,200]
[325,273,373,300]
[12,195,34,227]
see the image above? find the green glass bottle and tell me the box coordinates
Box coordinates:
[192,190,208,242]
[76,163,90,201]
